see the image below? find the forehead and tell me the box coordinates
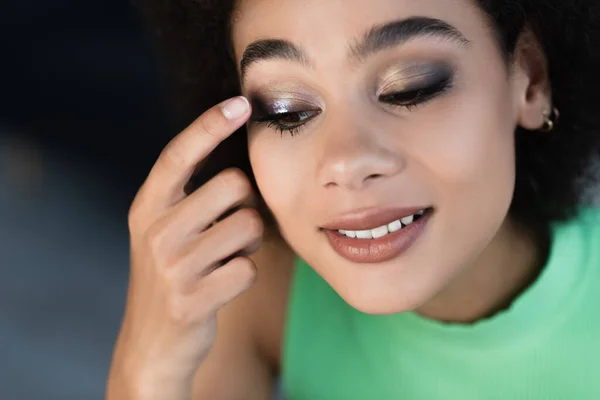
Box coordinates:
[231,0,488,62]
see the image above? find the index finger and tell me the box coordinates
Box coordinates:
[144,96,251,208]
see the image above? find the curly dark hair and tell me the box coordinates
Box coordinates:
[134,0,600,236]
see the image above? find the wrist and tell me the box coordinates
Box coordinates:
[107,325,199,399]
[107,359,194,400]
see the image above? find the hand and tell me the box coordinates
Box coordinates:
[108,96,263,399]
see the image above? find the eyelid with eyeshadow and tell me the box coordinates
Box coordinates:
[249,95,320,118]
[248,96,322,136]
[377,63,455,97]
[247,63,455,136]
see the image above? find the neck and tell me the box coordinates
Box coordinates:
[415,216,551,324]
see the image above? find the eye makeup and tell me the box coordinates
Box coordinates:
[376,62,455,108]
[378,62,453,94]
[250,95,318,117]
[248,89,322,136]
[245,61,456,137]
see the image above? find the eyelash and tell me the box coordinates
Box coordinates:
[254,110,321,136]
[379,76,452,110]
[255,77,452,137]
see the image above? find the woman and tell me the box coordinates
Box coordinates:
[107,1,600,398]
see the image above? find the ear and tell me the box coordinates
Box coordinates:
[511,28,553,131]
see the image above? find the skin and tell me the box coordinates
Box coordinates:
[107,1,554,399]
[233,0,551,319]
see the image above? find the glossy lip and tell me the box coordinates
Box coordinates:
[321,206,430,231]
[323,208,433,264]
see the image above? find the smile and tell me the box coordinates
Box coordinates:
[338,209,426,239]
[322,207,434,264]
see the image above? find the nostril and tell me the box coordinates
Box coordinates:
[366,174,383,181]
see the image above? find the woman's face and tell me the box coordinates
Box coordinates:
[231,0,535,314]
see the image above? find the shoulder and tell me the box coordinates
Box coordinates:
[551,205,600,282]
[577,205,600,224]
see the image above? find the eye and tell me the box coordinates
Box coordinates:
[253,110,321,136]
[379,76,452,109]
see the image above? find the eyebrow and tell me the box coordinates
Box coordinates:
[240,17,470,82]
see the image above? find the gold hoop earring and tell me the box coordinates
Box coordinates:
[539,107,560,132]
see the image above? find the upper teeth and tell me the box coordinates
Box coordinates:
[338,209,425,239]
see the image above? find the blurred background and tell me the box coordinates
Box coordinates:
[0,1,175,398]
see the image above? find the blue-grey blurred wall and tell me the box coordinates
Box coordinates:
[0,2,172,398]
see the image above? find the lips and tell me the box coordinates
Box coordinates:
[321,206,430,231]
[321,207,433,264]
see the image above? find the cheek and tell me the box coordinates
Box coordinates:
[431,99,515,197]
[410,68,518,273]
[414,70,517,208]
[248,133,305,225]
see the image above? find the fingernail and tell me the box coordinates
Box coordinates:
[221,96,249,120]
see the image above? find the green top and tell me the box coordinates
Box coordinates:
[282,207,600,399]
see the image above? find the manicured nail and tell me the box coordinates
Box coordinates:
[221,96,249,120]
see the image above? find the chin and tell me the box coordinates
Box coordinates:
[329,274,436,316]
[342,291,428,316]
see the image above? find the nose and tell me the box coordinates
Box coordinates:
[316,118,405,191]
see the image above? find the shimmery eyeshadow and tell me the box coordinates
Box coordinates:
[378,62,454,96]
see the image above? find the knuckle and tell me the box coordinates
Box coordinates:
[195,112,220,139]
[128,192,149,232]
[158,257,192,297]
[234,257,258,284]
[144,219,170,256]
[160,254,183,278]
[127,205,142,232]
[166,296,194,325]
[160,140,189,172]
[237,208,264,237]
[218,168,252,199]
